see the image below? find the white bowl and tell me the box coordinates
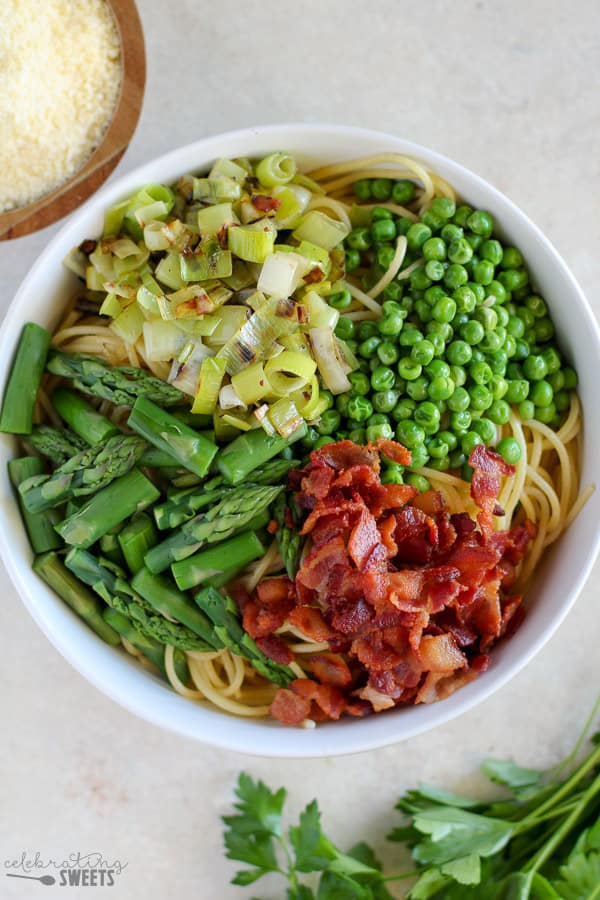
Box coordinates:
[1,124,599,757]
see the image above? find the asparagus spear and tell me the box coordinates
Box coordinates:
[217,424,307,484]
[99,529,125,566]
[171,530,264,591]
[0,323,51,434]
[138,446,182,468]
[33,551,120,645]
[153,458,298,531]
[131,567,222,649]
[19,434,147,513]
[8,458,62,553]
[128,396,218,478]
[26,425,87,466]
[144,483,283,574]
[52,388,119,445]
[194,586,294,687]
[47,350,185,407]
[118,514,157,574]
[103,608,191,683]
[56,468,161,549]
[65,548,211,651]
[273,494,303,580]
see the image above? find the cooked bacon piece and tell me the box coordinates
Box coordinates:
[375,438,412,466]
[418,634,467,673]
[292,678,346,720]
[411,489,447,516]
[309,653,352,688]
[288,606,335,642]
[242,598,294,639]
[256,576,292,605]
[358,683,396,712]
[251,194,281,213]
[270,688,311,725]
[301,499,363,537]
[387,570,425,610]
[312,439,379,473]
[379,515,398,558]
[296,536,348,592]
[348,507,382,569]
[469,445,515,538]
[256,635,294,665]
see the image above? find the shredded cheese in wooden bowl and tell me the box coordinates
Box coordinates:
[0,0,122,213]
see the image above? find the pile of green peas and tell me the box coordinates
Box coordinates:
[301,176,577,488]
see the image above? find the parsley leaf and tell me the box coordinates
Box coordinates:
[289,800,338,872]
[554,849,600,899]
[223,773,286,886]
[412,806,514,874]
[481,759,544,798]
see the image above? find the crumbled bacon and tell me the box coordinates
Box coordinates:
[259,440,534,725]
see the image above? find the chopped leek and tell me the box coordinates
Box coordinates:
[103,198,130,238]
[204,306,249,345]
[134,200,170,228]
[142,321,188,362]
[272,184,312,228]
[110,303,145,344]
[227,219,276,264]
[209,158,249,182]
[143,221,171,252]
[179,244,233,282]
[175,316,220,337]
[292,210,350,251]
[124,184,175,239]
[278,333,311,354]
[310,326,352,394]
[219,384,245,409]
[216,297,298,376]
[197,203,239,237]
[89,243,117,279]
[221,413,252,432]
[99,293,122,318]
[191,358,227,414]
[305,290,339,330]
[86,266,106,292]
[291,374,321,418]
[264,351,316,396]
[222,260,254,291]
[296,240,331,277]
[267,398,303,438]
[257,251,307,298]
[192,176,241,203]
[231,362,272,406]
[255,152,297,187]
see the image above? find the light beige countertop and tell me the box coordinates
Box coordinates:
[2,1,599,896]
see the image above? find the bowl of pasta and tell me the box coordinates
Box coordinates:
[0,124,598,756]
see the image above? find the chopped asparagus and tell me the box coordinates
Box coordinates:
[131,567,222,649]
[104,608,190,683]
[26,425,87,466]
[217,424,307,484]
[118,514,158,574]
[33,551,120,645]
[47,350,185,407]
[144,483,282,574]
[19,433,147,513]
[56,468,161,548]
[171,530,264,591]
[194,586,294,687]
[128,396,218,478]
[52,388,119,444]
[0,323,51,434]
[8,458,62,553]
[273,494,303,579]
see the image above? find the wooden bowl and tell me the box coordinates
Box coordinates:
[0,0,145,242]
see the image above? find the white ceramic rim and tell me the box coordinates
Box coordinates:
[1,123,599,757]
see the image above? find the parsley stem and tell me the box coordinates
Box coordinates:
[518,742,600,829]
[525,768,600,873]
[550,689,600,782]
[381,869,422,882]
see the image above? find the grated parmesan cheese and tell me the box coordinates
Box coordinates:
[0,0,122,213]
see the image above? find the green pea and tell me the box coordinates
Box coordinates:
[562,367,578,390]
[506,315,525,339]
[525,294,548,318]
[328,289,352,310]
[410,444,431,469]
[382,281,404,302]
[414,299,433,323]
[422,237,446,261]
[535,402,557,425]
[409,340,434,366]
[444,263,469,290]
[539,348,560,375]
[371,366,396,392]
[466,234,483,251]
[336,393,352,417]
[344,249,361,273]
[348,427,366,443]
[314,435,336,450]
[469,282,485,303]
[358,336,381,359]
[530,379,553,407]
[396,419,425,448]
[461,430,484,455]
[425,434,448,458]
[428,375,455,401]
[487,279,508,304]
[406,472,430,491]
[353,179,372,200]
[449,365,467,387]
[372,390,399,413]
[445,340,471,366]
[393,398,416,422]
[411,266,433,291]
[469,384,493,411]
[473,259,495,285]
[471,417,496,443]
[488,349,508,375]
[347,227,372,251]
[501,247,523,269]
[449,449,467,468]
[381,462,405,484]
[371,206,393,221]
[347,396,373,422]
[448,386,470,413]
[432,296,457,324]
[512,338,530,361]
[480,239,503,265]
[375,341,399,367]
[453,286,477,314]
[348,372,370,395]
[316,409,341,434]
[522,354,548,381]
[491,375,508,400]
[406,376,430,402]
[555,390,570,413]
[441,223,463,243]
[425,259,445,281]
[425,359,451,379]
[378,314,404,338]
[371,178,393,201]
[487,399,510,425]
[470,360,494,385]
[507,362,524,379]
[407,222,432,250]
[518,400,535,420]
[301,426,320,448]
[320,390,334,409]
[496,436,521,463]
[499,268,528,292]
[450,410,472,432]
[448,238,473,265]
[534,318,554,343]
[467,210,494,237]
[415,401,441,430]
[505,379,530,404]
[397,357,423,381]
[395,216,413,235]
[392,180,416,204]
[366,423,394,442]
[453,205,474,227]
[357,358,371,374]
[335,317,355,342]
[377,245,397,270]
[429,196,455,219]
[460,319,485,345]
[421,209,445,231]
[503,335,517,358]
[399,327,424,347]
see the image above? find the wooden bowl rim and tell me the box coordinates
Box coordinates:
[0,0,146,241]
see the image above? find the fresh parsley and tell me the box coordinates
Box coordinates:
[223,699,600,898]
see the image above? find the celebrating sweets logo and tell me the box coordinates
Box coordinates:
[4,852,127,887]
